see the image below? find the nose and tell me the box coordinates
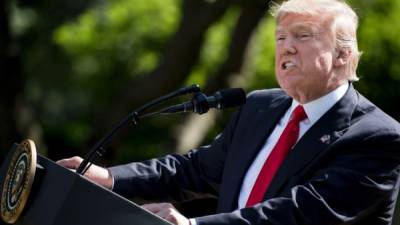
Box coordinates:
[279,38,297,55]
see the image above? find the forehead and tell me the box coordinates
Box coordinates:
[276,13,330,34]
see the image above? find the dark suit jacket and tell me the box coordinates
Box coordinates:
[109,83,400,225]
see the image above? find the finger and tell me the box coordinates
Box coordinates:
[157,207,182,225]
[142,203,164,213]
[56,156,83,169]
[56,157,79,168]
[164,211,180,225]
[157,207,176,220]
[143,203,175,214]
[144,203,177,221]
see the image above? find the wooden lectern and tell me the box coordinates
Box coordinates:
[0,140,172,225]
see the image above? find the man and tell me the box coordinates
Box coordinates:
[58,0,400,224]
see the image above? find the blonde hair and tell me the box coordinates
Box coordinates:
[271,0,361,81]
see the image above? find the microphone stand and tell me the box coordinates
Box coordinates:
[76,84,201,175]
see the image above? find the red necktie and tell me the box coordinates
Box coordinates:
[246,105,307,207]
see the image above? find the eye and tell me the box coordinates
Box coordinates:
[296,32,312,40]
[276,36,286,42]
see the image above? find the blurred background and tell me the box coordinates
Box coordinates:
[1,0,400,166]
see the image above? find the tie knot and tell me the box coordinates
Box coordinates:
[291,105,307,123]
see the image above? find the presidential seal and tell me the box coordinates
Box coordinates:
[1,139,37,224]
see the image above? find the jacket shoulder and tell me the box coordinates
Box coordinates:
[348,92,400,141]
[245,88,288,106]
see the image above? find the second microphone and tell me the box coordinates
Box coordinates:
[160,88,246,115]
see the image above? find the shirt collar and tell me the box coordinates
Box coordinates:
[289,82,349,124]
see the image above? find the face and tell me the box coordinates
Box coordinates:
[275,13,345,103]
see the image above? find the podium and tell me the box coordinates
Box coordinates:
[0,140,172,225]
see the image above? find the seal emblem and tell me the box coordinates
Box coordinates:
[1,139,37,224]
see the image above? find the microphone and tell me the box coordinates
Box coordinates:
[76,84,202,175]
[160,88,246,115]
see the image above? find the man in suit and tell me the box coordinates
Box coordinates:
[58,0,400,224]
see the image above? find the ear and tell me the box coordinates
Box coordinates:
[334,47,352,67]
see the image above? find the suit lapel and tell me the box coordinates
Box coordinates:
[264,84,359,199]
[218,94,292,212]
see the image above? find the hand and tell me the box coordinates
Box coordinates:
[142,203,190,225]
[56,156,113,189]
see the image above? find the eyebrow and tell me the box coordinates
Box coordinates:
[276,22,321,35]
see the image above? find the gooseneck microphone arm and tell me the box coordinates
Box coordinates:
[134,84,201,116]
[76,84,201,175]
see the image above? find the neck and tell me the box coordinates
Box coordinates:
[292,80,348,104]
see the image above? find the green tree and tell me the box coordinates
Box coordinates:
[1,0,400,166]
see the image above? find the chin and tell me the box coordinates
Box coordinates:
[277,81,292,93]
[279,80,303,97]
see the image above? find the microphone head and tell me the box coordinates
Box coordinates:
[217,88,246,109]
[180,84,201,95]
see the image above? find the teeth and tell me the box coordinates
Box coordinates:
[282,61,295,70]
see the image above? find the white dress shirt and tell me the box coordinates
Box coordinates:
[237,82,349,209]
[190,83,349,225]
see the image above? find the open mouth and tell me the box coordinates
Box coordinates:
[281,61,295,70]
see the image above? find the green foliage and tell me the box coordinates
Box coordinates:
[37,0,180,151]
[350,0,400,120]
[246,15,277,90]
[53,0,180,94]
[185,6,241,87]
[9,4,38,37]
[185,7,278,91]
[6,0,400,163]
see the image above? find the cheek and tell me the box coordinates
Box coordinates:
[274,50,281,70]
[316,52,334,72]
[275,58,283,77]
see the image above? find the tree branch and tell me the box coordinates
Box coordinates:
[205,0,269,93]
